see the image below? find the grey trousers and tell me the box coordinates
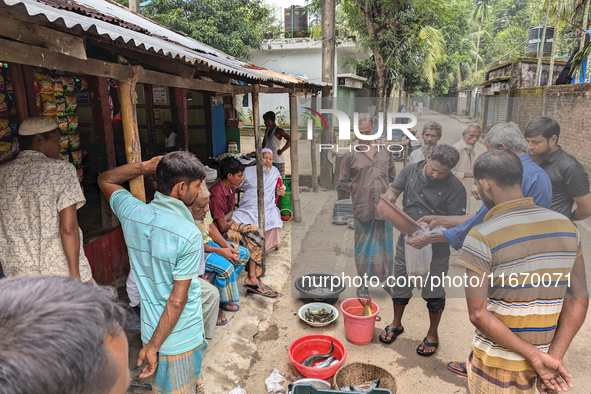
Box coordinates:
[198,277,220,340]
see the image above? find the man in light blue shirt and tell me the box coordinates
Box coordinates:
[98,151,207,394]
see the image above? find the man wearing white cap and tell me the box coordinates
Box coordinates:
[0,116,92,281]
[232,148,285,250]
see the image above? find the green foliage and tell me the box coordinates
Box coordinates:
[141,0,278,59]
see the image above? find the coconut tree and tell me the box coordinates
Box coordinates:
[472,0,493,73]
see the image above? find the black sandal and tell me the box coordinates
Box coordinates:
[379,326,404,344]
[416,337,439,356]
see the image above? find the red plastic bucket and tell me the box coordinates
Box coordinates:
[288,335,347,379]
[339,298,381,345]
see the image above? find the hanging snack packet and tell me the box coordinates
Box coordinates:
[60,152,70,162]
[53,76,63,93]
[70,150,82,168]
[55,96,66,112]
[65,95,77,112]
[0,94,8,117]
[42,100,57,116]
[35,73,54,94]
[0,141,12,162]
[58,116,68,131]
[59,135,69,152]
[68,133,80,150]
[76,77,88,92]
[76,168,84,182]
[0,118,10,139]
[67,115,78,132]
[61,76,75,93]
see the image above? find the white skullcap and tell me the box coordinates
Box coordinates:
[262,148,273,154]
[19,116,58,136]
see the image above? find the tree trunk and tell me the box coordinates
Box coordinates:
[310,94,319,192]
[577,0,590,83]
[535,0,551,86]
[252,84,266,271]
[320,0,335,189]
[548,0,561,87]
[475,20,482,73]
[289,94,302,223]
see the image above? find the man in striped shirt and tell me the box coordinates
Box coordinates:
[99,152,208,394]
[457,149,588,394]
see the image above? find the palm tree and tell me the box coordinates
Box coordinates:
[418,26,446,88]
[472,0,492,73]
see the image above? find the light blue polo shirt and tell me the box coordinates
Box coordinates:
[111,190,204,355]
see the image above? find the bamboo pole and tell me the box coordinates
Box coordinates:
[252,84,266,272]
[310,94,319,192]
[119,66,146,202]
[577,0,590,83]
[290,94,302,223]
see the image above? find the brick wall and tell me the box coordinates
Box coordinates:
[510,83,591,173]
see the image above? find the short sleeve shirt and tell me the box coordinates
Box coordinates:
[0,150,92,281]
[540,147,590,218]
[110,190,204,355]
[209,180,236,220]
[391,161,466,255]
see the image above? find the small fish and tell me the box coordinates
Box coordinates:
[301,340,334,367]
[350,378,380,392]
[312,356,337,368]
[339,386,352,391]
[358,297,373,316]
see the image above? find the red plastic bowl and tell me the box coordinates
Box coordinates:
[288,335,347,379]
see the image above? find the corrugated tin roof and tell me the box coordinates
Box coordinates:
[1,0,326,88]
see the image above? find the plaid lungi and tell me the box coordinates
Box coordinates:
[151,341,208,394]
[273,162,285,178]
[354,219,394,282]
[204,241,249,303]
[467,350,536,394]
[225,223,265,276]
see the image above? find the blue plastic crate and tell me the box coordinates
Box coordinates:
[291,384,392,394]
[333,199,353,219]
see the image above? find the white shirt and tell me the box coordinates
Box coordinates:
[166,132,177,148]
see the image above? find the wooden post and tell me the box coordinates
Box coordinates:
[21,65,37,117]
[144,84,157,156]
[89,76,116,170]
[174,87,189,151]
[290,94,302,223]
[119,66,146,202]
[252,84,266,272]
[6,64,28,123]
[310,94,319,192]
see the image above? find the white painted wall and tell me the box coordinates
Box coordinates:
[244,39,370,127]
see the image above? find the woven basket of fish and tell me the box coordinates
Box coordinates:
[333,362,397,393]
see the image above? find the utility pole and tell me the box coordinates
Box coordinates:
[320,0,335,189]
[548,0,561,87]
[535,0,550,86]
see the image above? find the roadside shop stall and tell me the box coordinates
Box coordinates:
[0,0,323,284]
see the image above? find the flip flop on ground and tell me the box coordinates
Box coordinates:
[220,302,240,312]
[216,310,227,326]
[244,284,278,298]
[379,325,404,344]
[416,337,439,356]
[447,361,467,377]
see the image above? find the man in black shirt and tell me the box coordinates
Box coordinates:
[524,117,591,221]
[380,144,466,356]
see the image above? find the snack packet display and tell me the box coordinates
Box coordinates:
[70,150,82,168]
[60,152,70,162]
[76,77,88,92]
[68,133,80,150]
[58,116,68,131]
[53,76,63,93]
[42,100,57,116]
